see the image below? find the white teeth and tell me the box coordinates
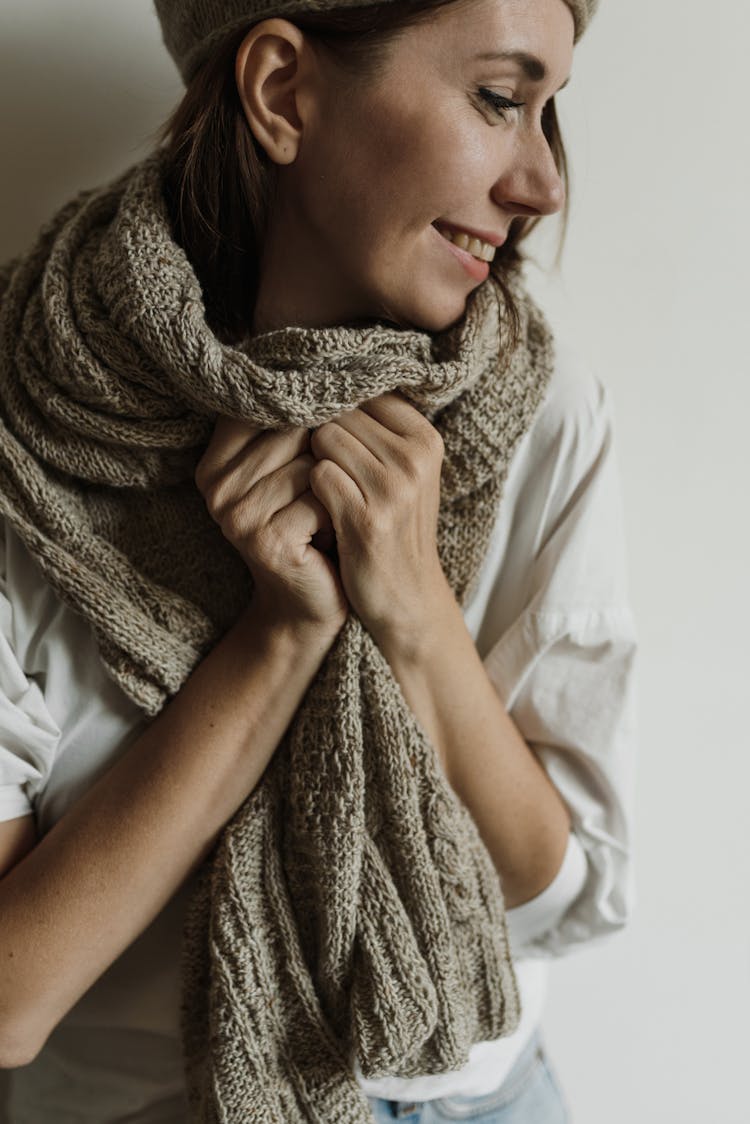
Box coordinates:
[436,225,496,263]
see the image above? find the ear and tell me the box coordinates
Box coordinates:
[236,19,312,166]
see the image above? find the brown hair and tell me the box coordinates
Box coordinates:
[158,0,568,343]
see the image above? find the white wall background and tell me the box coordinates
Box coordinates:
[1,2,748,1122]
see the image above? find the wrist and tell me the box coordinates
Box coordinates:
[238,597,347,659]
[372,570,458,665]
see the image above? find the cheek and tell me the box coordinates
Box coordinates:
[325,87,447,221]
[430,113,502,201]
[373,109,499,225]
[298,132,414,252]
[297,94,499,260]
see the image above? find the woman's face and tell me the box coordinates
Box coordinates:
[252,0,574,334]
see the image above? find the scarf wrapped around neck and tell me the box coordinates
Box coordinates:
[0,152,555,1121]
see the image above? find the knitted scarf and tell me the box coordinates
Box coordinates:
[0,152,555,1121]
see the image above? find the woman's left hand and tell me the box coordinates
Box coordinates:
[308,392,451,654]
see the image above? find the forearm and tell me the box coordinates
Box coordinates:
[0,606,340,1066]
[377,576,571,911]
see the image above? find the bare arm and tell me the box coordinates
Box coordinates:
[377,578,571,909]
[0,420,346,1068]
[0,606,340,1069]
[0,817,36,879]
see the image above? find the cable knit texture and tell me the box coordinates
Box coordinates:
[0,152,556,1120]
[154,0,601,83]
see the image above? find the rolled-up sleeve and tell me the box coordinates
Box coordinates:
[481,365,639,956]
[0,531,61,822]
[493,606,638,955]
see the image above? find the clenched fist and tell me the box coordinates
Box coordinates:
[195,418,348,637]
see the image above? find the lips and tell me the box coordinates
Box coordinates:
[433,220,507,258]
[433,223,492,283]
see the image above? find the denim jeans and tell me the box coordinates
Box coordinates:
[366,1031,571,1123]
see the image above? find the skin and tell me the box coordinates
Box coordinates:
[247,0,570,334]
[0,420,346,1066]
[237,0,576,901]
[0,0,576,1069]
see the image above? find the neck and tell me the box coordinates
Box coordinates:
[250,204,389,336]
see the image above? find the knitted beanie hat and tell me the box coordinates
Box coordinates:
[155,0,600,84]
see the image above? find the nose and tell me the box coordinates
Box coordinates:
[491,129,566,219]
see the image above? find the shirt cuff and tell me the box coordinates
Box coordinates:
[0,782,33,822]
[505,830,588,953]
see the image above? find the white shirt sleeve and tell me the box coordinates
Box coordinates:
[494,604,638,956]
[505,829,589,953]
[0,521,61,822]
[477,351,639,956]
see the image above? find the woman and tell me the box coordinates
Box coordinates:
[0,0,637,1120]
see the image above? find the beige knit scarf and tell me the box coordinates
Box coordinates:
[0,152,555,1121]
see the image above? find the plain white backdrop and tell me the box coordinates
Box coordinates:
[1,2,748,1122]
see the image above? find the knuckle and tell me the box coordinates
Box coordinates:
[392,447,417,478]
[427,425,445,458]
[222,492,263,542]
[272,501,314,553]
[200,478,228,517]
[310,422,336,455]
[417,420,444,458]
[220,499,251,545]
[391,448,424,490]
[252,524,285,569]
[275,425,310,458]
[358,502,384,539]
[309,457,334,487]
[414,453,435,486]
[294,452,315,474]
[408,431,444,481]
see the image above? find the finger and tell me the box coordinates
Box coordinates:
[359,392,429,438]
[272,489,335,545]
[230,453,317,528]
[360,394,444,469]
[308,457,367,533]
[309,422,379,499]
[196,416,263,485]
[320,406,398,466]
[198,424,310,502]
[224,427,312,495]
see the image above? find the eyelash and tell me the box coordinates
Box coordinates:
[477,87,525,120]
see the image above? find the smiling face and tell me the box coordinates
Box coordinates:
[248,0,575,334]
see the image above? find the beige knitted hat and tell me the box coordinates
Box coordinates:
[155,0,600,84]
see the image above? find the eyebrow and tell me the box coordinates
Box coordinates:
[473,49,570,89]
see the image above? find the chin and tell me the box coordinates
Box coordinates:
[379,289,470,334]
[411,296,471,333]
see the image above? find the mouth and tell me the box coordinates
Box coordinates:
[432,221,502,263]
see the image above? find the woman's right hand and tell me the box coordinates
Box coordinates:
[0,420,350,1067]
[195,418,348,637]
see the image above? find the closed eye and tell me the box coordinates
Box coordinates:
[477,87,525,120]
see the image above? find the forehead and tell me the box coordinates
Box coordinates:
[391,0,574,86]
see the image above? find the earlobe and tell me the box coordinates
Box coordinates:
[235,19,307,165]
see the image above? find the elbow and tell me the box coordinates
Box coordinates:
[0,1017,45,1070]
[0,1044,40,1072]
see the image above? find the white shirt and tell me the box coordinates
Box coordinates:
[0,342,638,1121]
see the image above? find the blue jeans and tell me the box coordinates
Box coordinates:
[366,1031,570,1122]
